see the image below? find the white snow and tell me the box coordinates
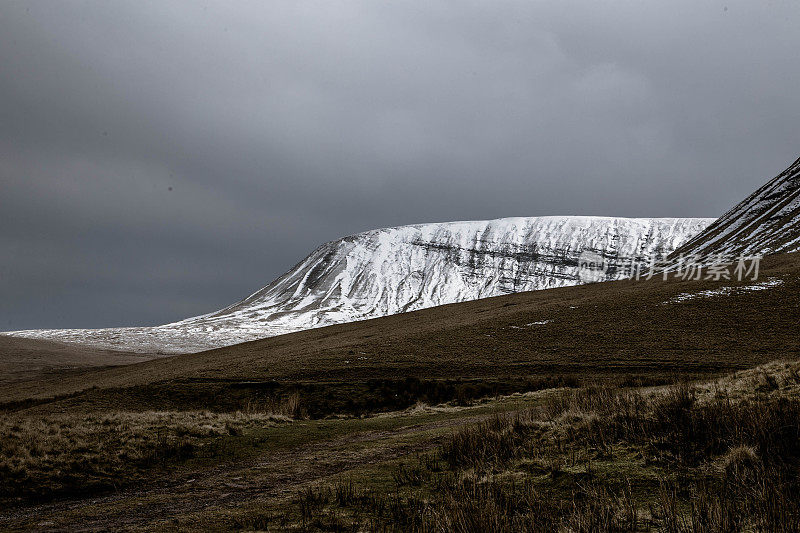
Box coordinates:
[665,278,784,304]
[508,321,551,329]
[5,216,713,354]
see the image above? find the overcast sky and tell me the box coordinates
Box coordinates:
[1,1,799,330]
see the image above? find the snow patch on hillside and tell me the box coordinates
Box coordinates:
[665,278,785,304]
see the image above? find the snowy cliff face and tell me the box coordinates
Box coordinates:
[671,156,800,259]
[6,216,713,354]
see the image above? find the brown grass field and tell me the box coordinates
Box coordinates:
[0,336,155,386]
[1,252,799,531]
[3,252,798,405]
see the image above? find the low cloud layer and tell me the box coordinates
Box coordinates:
[2,1,799,329]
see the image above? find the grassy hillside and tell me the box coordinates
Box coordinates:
[3,252,798,407]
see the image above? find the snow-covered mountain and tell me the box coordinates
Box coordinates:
[671,156,800,259]
[6,216,713,354]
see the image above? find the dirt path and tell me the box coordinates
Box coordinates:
[0,408,484,531]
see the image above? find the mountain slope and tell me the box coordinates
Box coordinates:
[3,251,798,405]
[671,156,800,258]
[5,216,712,354]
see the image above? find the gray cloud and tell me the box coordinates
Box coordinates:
[1,0,799,329]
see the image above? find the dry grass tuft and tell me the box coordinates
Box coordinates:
[280,360,800,531]
[0,410,289,501]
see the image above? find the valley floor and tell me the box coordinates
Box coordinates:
[3,361,800,531]
[1,391,545,530]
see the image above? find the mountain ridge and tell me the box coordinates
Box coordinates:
[5,215,712,353]
[670,156,800,259]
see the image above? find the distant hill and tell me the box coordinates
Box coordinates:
[0,335,154,385]
[4,216,711,354]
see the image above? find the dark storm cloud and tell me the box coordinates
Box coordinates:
[1,1,799,329]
